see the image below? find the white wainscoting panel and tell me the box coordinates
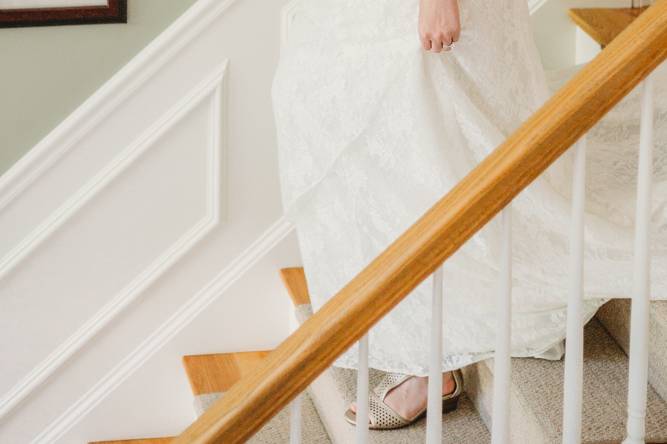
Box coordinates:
[0,62,226,420]
[0,0,299,441]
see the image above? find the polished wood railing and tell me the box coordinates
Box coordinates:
[173,1,667,442]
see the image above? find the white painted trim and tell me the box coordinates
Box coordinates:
[0,0,240,212]
[0,61,227,282]
[355,335,370,444]
[280,0,300,53]
[0,61,229,421]
[31,217,295,444]
[528,0,549,14]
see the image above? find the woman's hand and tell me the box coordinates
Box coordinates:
[419,0,460,53]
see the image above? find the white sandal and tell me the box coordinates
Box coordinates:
[344,370,463,430]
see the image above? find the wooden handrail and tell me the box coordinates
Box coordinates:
[174,2,667,443]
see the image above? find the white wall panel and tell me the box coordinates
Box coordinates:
[0,230,299,443]
[530,0,629,70]
[0,92,216,395]
[0,0,300,440]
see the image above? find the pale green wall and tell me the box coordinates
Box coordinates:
[0,0,198,175]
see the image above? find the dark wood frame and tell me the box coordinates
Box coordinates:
[0,0,127,28]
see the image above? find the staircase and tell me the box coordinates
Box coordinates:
[280,268,491,444]
[91,332,330,443]
[3,0,664,442]
[279,268,667,444]
[94,266,667,443]
[81,2,667,440]
[597,300,667,409]
[569,6,648,48]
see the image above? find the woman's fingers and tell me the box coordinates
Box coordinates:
[421,34,454,53]
[422,36,432,51]
[418,0,461,53]
[420,29,458,53]
[431,37,444,52]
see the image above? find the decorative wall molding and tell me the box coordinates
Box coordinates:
[280,0,300,53]
[0,0,239,213]
[0,61,226,283]
[31,216,295,444]
[0,60,228,421]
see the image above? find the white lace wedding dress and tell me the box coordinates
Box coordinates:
[271,0,667,375]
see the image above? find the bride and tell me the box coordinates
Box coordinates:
[272,0,667,430]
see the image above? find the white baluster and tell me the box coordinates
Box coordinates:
[290,394,302,444]
[356,334,370,444]
[491,206,513,444]
[562,137,587,444]
[623,74,655,444]
[426,265,445,443]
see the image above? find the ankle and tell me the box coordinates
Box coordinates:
[443,372,456,396]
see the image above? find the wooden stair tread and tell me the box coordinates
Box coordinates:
[568,7,648,47]
[89,439,173,444]
[182,351,270,395]
[279,267,311,306]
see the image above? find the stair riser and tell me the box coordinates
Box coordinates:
[466,320,667,443]
[306,371,353,444]
[462,360,551,444]
[596,300,667,402]
[293,302,491,443]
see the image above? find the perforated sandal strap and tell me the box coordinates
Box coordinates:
[446,369,464,399]
[367,391,411,428]
[372,373,412,401]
